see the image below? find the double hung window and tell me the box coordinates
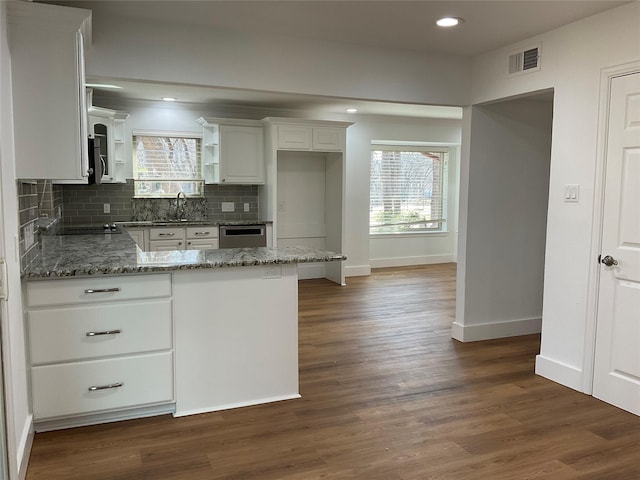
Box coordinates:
[133,133,204,197]
[370,146,448,234]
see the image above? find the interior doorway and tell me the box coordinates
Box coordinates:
[453,89,554,342]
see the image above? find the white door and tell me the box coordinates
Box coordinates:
[593,71,640,415]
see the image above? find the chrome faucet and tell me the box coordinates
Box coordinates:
[176,191,187,220]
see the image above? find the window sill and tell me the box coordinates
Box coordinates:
[369,231,449,239]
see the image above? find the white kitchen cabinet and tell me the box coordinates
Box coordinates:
[277,125,311,150]
[197,117,264,184]
[148,227,186,251]
[275,124,345,152]
[147,226,218,251]
[185,226,218,250]
[8,2,91,180]
[312,126,344,151]
[262,118,351,285]
[25,274,174,429]
[126,227,147,251]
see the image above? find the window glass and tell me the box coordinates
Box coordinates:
[133,135,203,197]
[370,149,448,234]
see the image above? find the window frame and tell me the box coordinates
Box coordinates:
[369,144,450,237]
[132,130,204,198]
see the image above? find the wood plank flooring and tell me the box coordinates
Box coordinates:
[26,264,640,479]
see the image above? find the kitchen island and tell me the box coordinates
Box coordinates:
[23,232,344,430]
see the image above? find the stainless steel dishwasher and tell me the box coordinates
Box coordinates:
[218,224,267,248]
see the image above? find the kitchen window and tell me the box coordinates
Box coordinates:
[132,132,204,197]
[370,146,448,234]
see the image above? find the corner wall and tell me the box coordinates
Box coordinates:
[454,98,553,342]
[1,2,34,477]
[466,1,640,391]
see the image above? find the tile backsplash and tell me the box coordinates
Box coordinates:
[60,180,259,224]
[17,181,39,270]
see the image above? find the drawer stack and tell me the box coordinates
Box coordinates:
[25,274,174,426]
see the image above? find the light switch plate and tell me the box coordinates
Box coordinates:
[221,202,235,212]
[564,184,580,203]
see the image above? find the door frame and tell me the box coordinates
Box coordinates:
[583,60,640,394]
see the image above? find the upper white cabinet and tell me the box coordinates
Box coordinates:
[276,124,345,152]
[197,117,264,184]
[87,104,129,183]
[8,2,91,180]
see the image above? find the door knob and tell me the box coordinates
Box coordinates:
[601,255,618,266]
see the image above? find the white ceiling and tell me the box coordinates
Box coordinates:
[48,0,628,119]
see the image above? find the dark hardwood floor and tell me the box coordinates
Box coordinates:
[26,264,640,479]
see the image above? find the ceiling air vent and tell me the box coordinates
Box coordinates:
[508,44,541,75]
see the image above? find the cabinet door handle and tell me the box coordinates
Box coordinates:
[158,233,175,237]
[88,382,123,392]
[194,231,210,236]
[86,329,122,337]
[84,287,121,294]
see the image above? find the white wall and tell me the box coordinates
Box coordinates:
[86,12,470,108]
[454,98,553,342]
[466,1,640,390]
[0,2,33,477]
[345,116,461,275]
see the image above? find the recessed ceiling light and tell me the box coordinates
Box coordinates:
[162,97,177,102]
[346,108,358,114]
[436,17,463,27]
[86,83,123,90]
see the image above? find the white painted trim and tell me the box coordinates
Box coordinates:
[173,394,301,418]
[33,404,174,433]
[16,416,32,480]
[370,254,454,269]
[297,263,326,280]
[583,60,640,394]
[344,265,371,277]
[535,355,584,392]
[451,316,541,342]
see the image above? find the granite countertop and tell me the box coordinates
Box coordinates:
[22,233,345,279]
[119,220,273,227]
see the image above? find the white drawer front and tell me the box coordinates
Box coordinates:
[186,239,218,250]
[26,274,171,307]
[32,352,174,420]
[149,228,186,241]
[186,226,217,239]
[29,300,172,365]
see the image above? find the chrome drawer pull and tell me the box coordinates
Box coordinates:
[84,287,121,294]
[194,231,210,236]
[158,232,175,237]
[86,329,122,337]
[88,382,123,392]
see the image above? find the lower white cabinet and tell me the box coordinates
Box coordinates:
[31,352,174,420]
[25,273,174,427]
[126,227,147,251]
[147,225,218,251]
[185,226,218,250]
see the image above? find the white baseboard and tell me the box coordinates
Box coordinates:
[33,404,175,433]
[451,316,542,342]
[535,354,584,392]
[344,265,371,277]
[370,254,454,269]
[17,415,33,480]
[174,394,301,417]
